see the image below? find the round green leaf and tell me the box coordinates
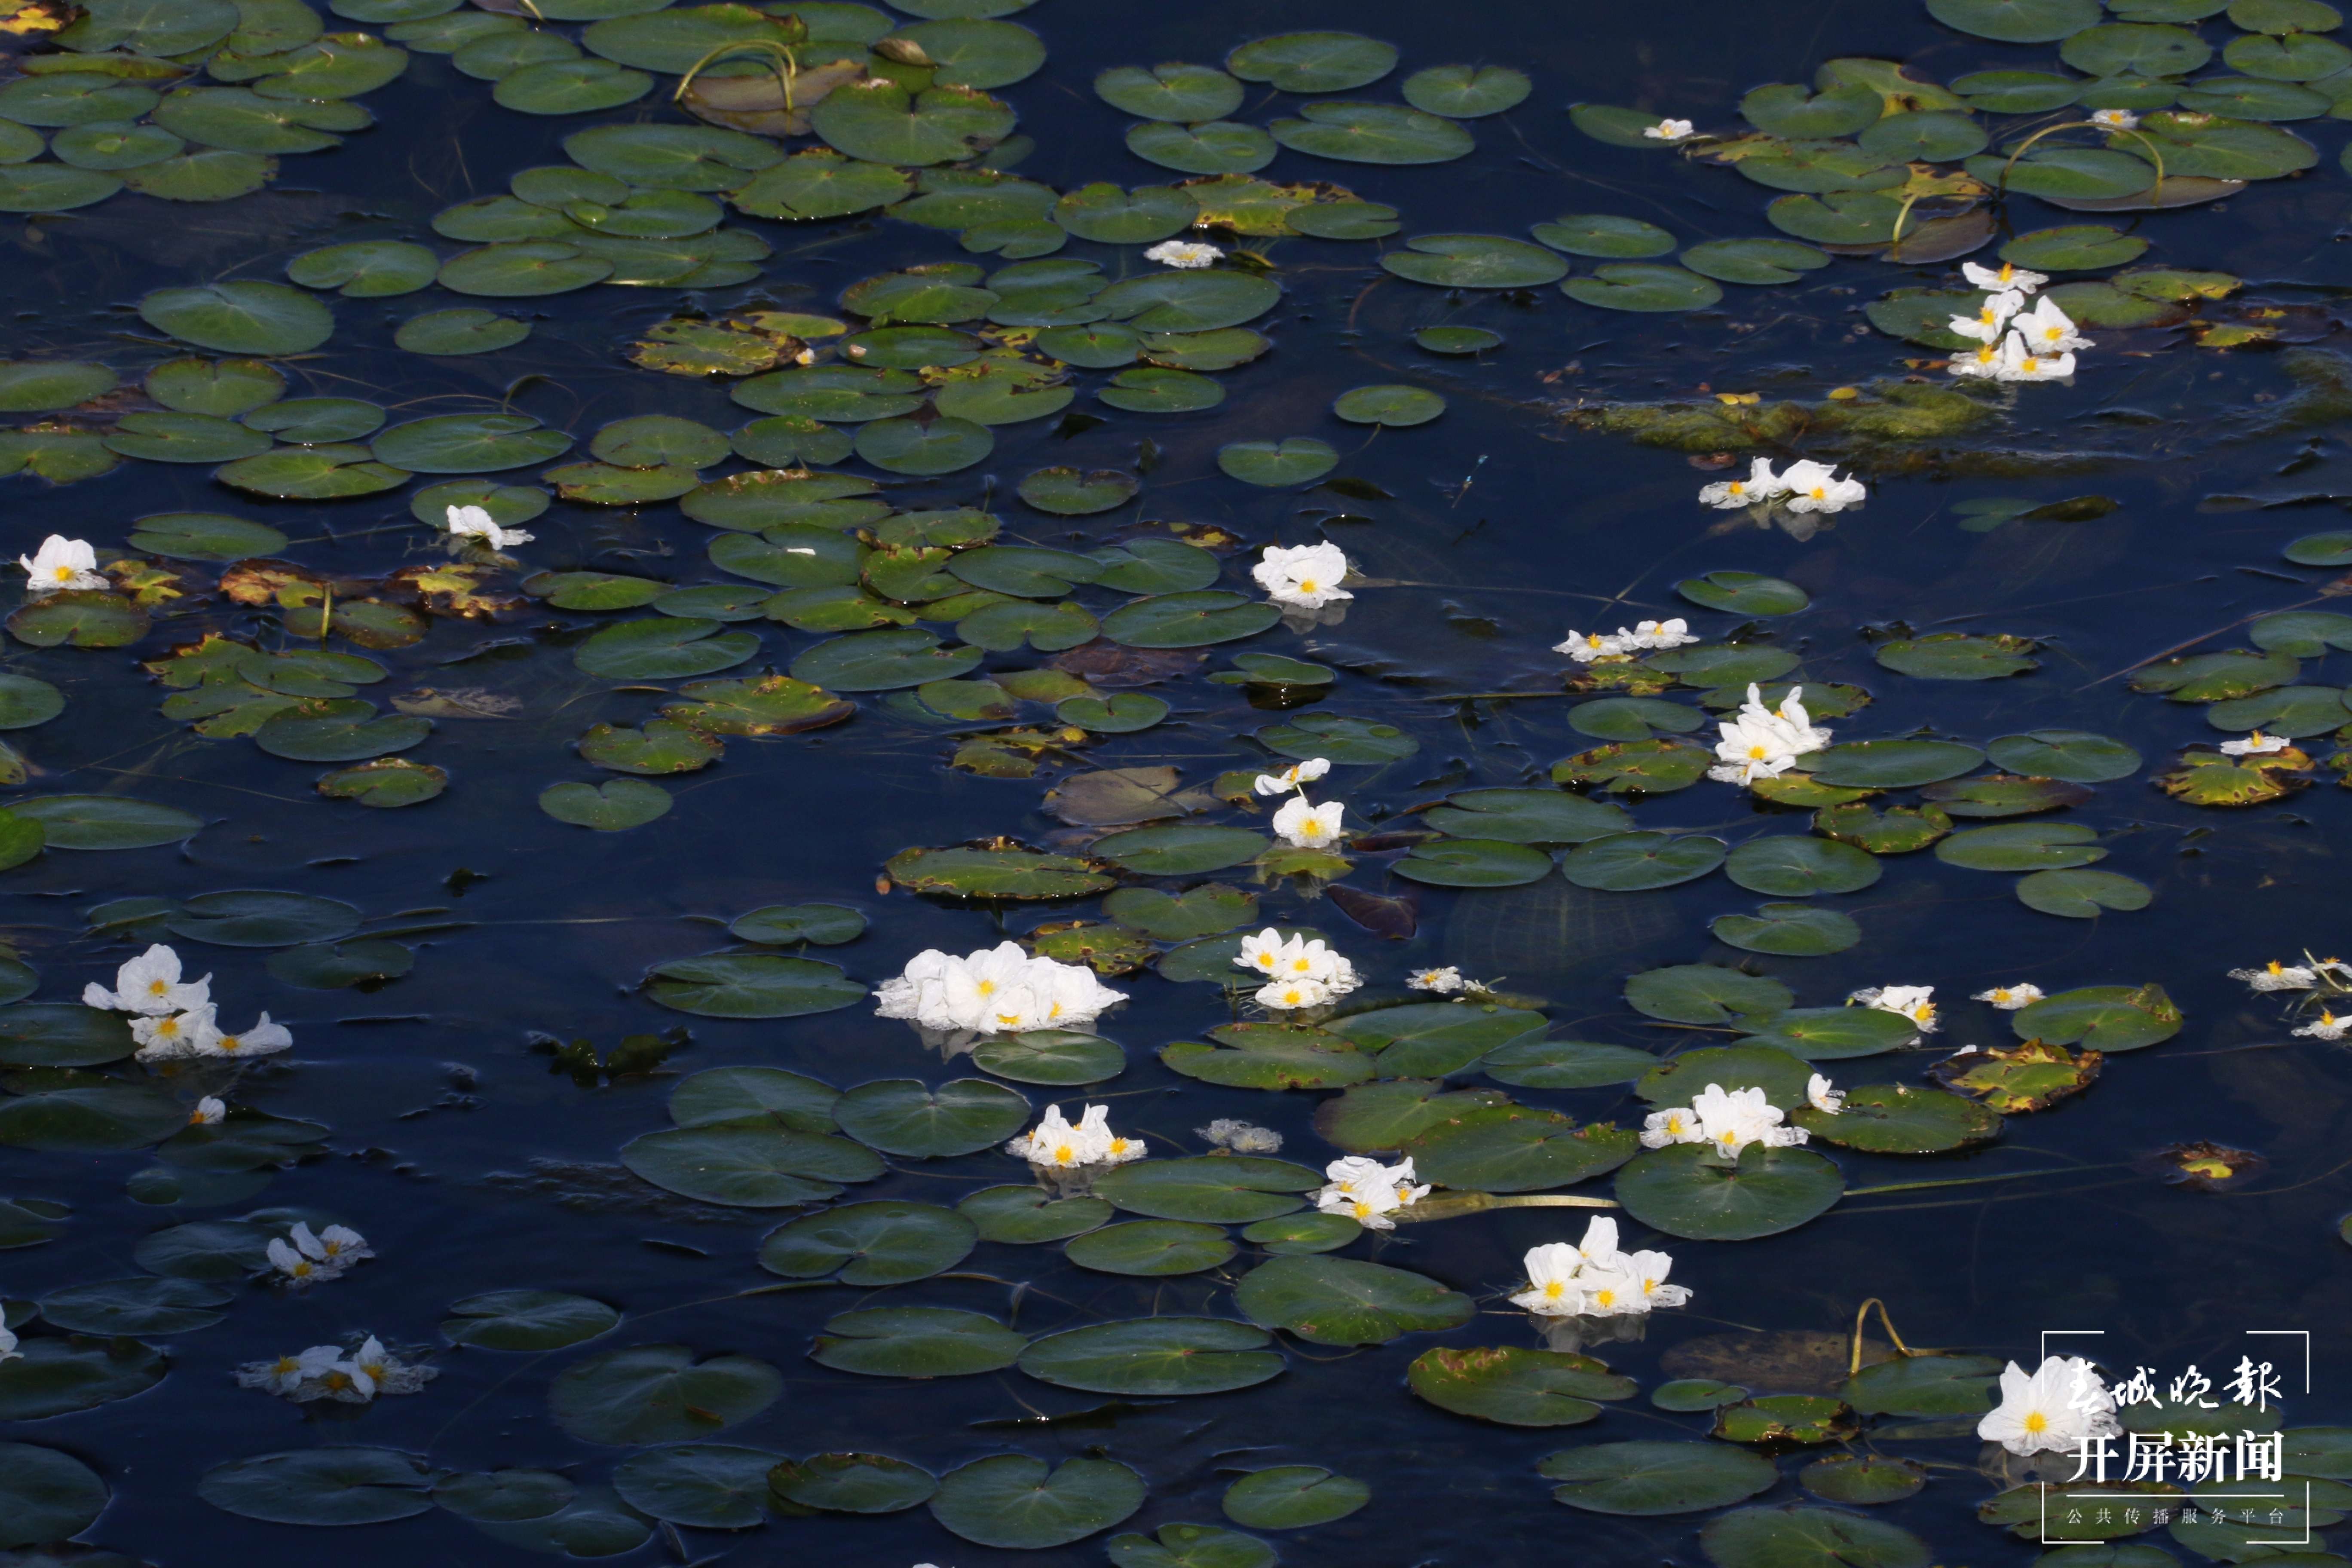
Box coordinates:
[1541,1441,1780,1516]
[1626,964,1792,1024]
[1403,64,1531,116]
[1094,1155,1318,1222]
[1562,831,1727,890]
[1234,1254,1473,1346]
[1382,232,1568,287]
[2017,868,2152,918]
[930,1455,1145,1549]
[1712,902,1861,956]
[1725,835,1881,895]
[1272,101,1474,163]
[1734,1007,1916,1060]
[549,1344,783,1446]
[811,1305,1025,1378]
[1615,1143,1846,1241]
[1409,1344,1638,1427]
[769,1451,938,1513]
[199,1448,430,1526]
[759,1200,976,1284]
[443,1289,619,1351]
[1807,740,1984,788]
[138,280,332,354]
[1702,1506,1932,1568]
[1018,1317,1282,1396]
[1219,437,1338,486]
[1066,1219,1235,1275]
[1225,31,1396,91]
[1095,64,1243,121]
[644,952,864,1018]
[1223,1467,1368,1529]
[1984,729,2140,782]
[831,1078,1028,1157]
[12,795,198,849]
[1396,837,1554,887]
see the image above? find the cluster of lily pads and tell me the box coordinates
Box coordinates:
[0,0,408,214]
[8,0,2352,1553]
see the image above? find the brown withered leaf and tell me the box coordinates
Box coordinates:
[391,686,522,719]
[105,558,188,608]
[680,58,865,136]
[1050,643,1203,688]
[385,564,525,620]
[1662,1331,1897,1396]
[2141,1139,2266,1191]
[1325,882,1418,940]
[1044,766,1212,827]
[1927,1038,2102,1114]
[219,558,328,609]
[145,632,258,688]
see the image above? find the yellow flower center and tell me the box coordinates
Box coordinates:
[1298,578,1319,594]
[1352,1201,1372,1219]
[1290,957,1313,972]
[2023,357,2041,373]
[1052,1142,1075,1163]
[146,979,169,995]
[2024,1410,2049,1435]
[1998,264,2015,282]
[218,1035,241,1053]
[2270,961,2286,975]
[50,566,72,582]
[1667,1114,1685,1133]
[1592,1288,1616,1308]
[1747,745,1769,760]
[1808,485,1826,499]
[1542,1280,1566,1299]
[975,978,995,996]
[272,1357,299,1375]
[1727,481,1746,496]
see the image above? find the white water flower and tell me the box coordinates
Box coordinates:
[1314,1155,1428,1230]
[1972,983,2045,1010]
[1078,1104,1147,1164]
[1947,338,2006,379]
[18,535,105,595]
[1779,459,1867,514]
[1252,542,1352,609]
[1630,618,1700,650]
[1643,117,1694,141]
[83,943,211,1017]
[266,1236,335,1286]
[1232,930,1359,992]
[1996,332,2073,382]
[1641,1104,1705,1148]
[1707,683,1831,786]
[1697,457,1786,509]
[444,504,533,550]
[2230,960,2317,991]
[236,1344,345,1398]
[344,1335,436,1398]
[1257,975,1333,1011]
[198,1012,293,1060]
[1806,1074,1845,1113]
[307,1223,372,1270]
[1144,239,1223,269]
[190,1096,226,1126]
[1271,796,1345,849]
[132,1003,218,1062]
[1408,966,1465,993]
[1554,628,1634,662]
[1009,1104,1093,1168]
[1691,1082,1806,1157]
[1978,1355,2117,1455]
[1850,984,1937,1031]
[2090,107,2139,130]
[2015,295,2094,355]
[1253,757,1330,795]
[1963,259,2048,296]
[1511,1241,1591,1315]
[0,1320,17,1363]
[875,942,1126,1034]
[2220,730,2291,757]
[1628,1248,1692,1310]
[1198,1118,1282,1154]
[1511,1218,1686,1318]
[2295,1009,2352,1041]
[1948,288,2026,343]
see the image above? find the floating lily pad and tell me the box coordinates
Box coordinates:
[644,953,864,1018]
[1234,1254,1473,1345]
[2013,983,2181,1051]
[1396,838,1555,887]
[760,1200,976,1284]
[831,1078,1029,1158]
[1725,835,1881,895]
[1382,232,1568,287]
[1542,1441,1781,1516]
[1102,591,1280,648]
[1225,31,1396,92]
[1065,1218,1236,1275]
[931,1455,1145,1550]
[199,1448,431,1526]
[1223,1467,1369,1528]
[1094,63,1243,121]
[443,1289,620,1351]
[1702,1506,1932,1568]
[1614,1143,1846,1241]
[13,795,200,848]
[957,1184,1112,1243]
[549,1343,783,1446]
[0,361,115,413]
[1807,739,1984,787]
[1019,1317,1282,1396]
[1935,821,2104,871]
[541,778,672,831]
[883,844,1112,898]
[1795,1083,2000,1153]
[1425,788,1632,843]
[1841,1353,2003,1417]
[1219,438,1339,485]
[1562,831,1726,890]
[1534,213,1678,257]
[1984,729,2140,782]
[1734,1007,1917,1060]
[1627,963,1792,1024]
[139,280,333,354]
[2017,868,2153,918]
[1273,101,1474,163]
[1713,902,1862,956]
[1876,632,2039,680]
[769,1450,939,1513]
[1093,1155,1318,1222]
[810,1305,1024,1378]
